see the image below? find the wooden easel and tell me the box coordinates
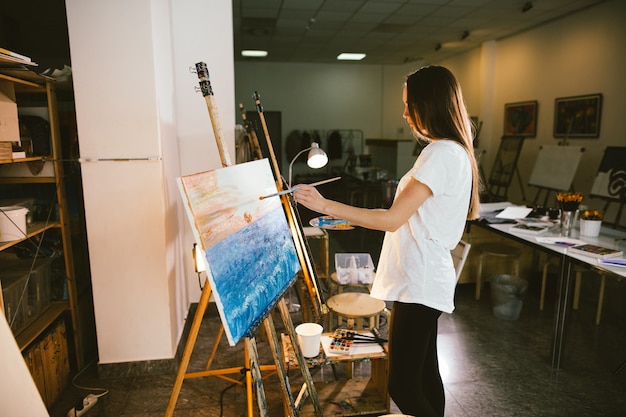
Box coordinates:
[486,136,526,202]
[165,63,323,417]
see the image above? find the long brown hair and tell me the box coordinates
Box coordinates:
[405,65,481,220]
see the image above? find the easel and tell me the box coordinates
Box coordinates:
[165,63,323,417]
[528,145,584,206]
[590,146,626,228]
[486,136,526,202]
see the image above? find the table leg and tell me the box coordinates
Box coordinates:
[551,254,573,370]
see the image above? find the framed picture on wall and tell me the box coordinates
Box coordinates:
[503,101,538,137]
[553,93,602,138]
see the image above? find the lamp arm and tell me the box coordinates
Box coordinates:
[288,146,313,187]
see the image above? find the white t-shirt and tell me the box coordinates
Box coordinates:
[369,139,472,313]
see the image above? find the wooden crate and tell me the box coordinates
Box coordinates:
[22,319,70,406]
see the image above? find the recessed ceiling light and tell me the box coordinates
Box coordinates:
[337,53,366,61]
[241,50,268,58]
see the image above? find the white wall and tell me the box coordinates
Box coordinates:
[439,0,626,221]
[66,0,234,364]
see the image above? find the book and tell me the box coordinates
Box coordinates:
[598,258,626,268]
[509,223,551,235]
[0,47,31,62]
[568,244,623,260]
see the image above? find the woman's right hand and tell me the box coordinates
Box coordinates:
[293,184,328,214]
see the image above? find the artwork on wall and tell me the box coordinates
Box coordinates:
[590,146,626,202]
[553,93,602,138]
[178,159,300,346]
[503,101,537,137]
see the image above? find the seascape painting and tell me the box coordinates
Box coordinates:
[178,159,300,345]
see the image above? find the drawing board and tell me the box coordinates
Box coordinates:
[528,145,583,191]
[178,159,300,345]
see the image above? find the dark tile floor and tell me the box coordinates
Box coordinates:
[51,226,626,417]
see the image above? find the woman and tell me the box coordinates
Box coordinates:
[294,65,480,416]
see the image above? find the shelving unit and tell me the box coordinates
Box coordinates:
[0,64,84,407]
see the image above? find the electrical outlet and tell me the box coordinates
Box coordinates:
[67,394,98,417]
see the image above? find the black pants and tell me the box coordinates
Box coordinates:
[388,301,444,417]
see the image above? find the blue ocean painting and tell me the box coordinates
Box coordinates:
[178,159,301,345]
[206,208,299,344]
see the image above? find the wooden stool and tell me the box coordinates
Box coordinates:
[303,226,329,284]
[379,415,414,417]
[328,271,373,297]
[475,243,521,300]
[540,257,606,325]
[326,292,386,330]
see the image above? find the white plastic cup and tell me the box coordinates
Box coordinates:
[295,323,323,358]
[579,219,602,237]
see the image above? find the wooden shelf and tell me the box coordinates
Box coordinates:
[0,156,49,165]
[0,63,86,407]
[14,302,69,350]
[0,221,61,251]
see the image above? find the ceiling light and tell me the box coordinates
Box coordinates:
[241,50,268,58]
[337,53,366,61]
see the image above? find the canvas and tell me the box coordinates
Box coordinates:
[178,159,300,345]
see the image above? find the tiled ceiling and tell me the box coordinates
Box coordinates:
[233,0,606,65]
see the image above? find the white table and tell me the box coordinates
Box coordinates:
[473,220,626,369]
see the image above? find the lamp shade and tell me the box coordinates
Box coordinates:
[306,143,328,168]
[288,142,328,187]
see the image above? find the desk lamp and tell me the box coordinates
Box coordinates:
[193,243,206,289]
[288,142,328,187]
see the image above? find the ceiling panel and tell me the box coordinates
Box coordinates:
[234,0,607,65]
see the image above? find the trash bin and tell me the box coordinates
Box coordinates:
[490,274,528,320]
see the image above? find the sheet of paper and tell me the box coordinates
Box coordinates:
[479,201,513,215]
[535,237,587,246]
[495,206,533,219]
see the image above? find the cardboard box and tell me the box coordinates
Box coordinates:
[0,141,11,159]
[0,81,20,143]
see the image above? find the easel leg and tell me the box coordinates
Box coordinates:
[245,337,268,417]
[277,298,324,416]
[165,277,213,417]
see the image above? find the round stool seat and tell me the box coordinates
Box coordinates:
[327,292,385,318]
[379,415,415,417]
[475,243,521,300]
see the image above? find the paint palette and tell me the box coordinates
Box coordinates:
[328,329,354,353]
[310,216,354,230]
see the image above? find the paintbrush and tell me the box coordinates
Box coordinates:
[336,330,387,343]
[259,176,341,200]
